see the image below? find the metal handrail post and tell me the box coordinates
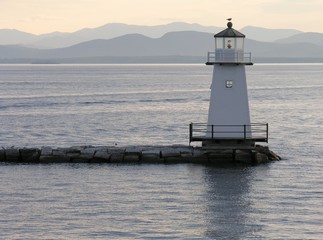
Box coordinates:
[189,123,193,143]
[244,125,246,140]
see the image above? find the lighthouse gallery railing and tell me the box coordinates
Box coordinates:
[189,123,268,143]
[207,51,252,64]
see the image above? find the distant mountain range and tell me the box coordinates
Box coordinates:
[0,22,222,49]
[1,22,323,63]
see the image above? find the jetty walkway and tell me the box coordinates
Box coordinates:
[0,145,280,165]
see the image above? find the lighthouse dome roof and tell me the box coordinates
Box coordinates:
[214,22,245,38]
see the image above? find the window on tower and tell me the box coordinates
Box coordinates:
[226,80,233,88]
[225,38,235,49]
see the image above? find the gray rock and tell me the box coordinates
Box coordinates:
[5,148,20,162]
[108,147,126,153]
[66,152,81,158]
[123,154,140,163]
[0,148,6,161]
[39,155,70,163]
[142,149,161,156]
[63,148,81,158]
[20,148,40,162]
[110,153,124,163]
[161,148,181,158]
[124,147,141,163]
[52,148,67,157]
[235,150,253,164]
[254,152,269,164]
[192,148,207,157]
[125,147,142,154]
[68,146,83,153]
[92,150,111,163]
[81,147,96,156]
[141,149,163,163]
[108,147,125,163]
[208,151,233,164]
[268,150,281,160]
[41,146,52,156]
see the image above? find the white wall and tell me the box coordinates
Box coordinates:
[207,64,251,138]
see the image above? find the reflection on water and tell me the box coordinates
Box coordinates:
[202,162,323,240]
[0,162,323,239]
[203,166,258,239]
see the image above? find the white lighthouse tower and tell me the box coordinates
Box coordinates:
[190,20,268,146]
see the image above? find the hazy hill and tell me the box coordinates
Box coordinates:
[1,31,323,63]
[0,45,39,58]
[0,29,38,45]
[245,39,323,58]
[0,22,312,49]
[8,31,214,58]
[0,29,67,46]
[240,26,302,42]
[275,32,323,46]
[18,22,222,49]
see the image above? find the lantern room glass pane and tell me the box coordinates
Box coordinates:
[236,38,244,49]
[215,38,224,49]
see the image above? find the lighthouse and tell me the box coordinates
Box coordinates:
[190,20,268,147]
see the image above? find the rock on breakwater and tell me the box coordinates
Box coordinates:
[0,145,281,165]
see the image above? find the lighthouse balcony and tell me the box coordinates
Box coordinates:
[206,50,253,65]
[189,123,268,144]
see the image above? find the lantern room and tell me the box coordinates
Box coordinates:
[207,21,252,65]
[215,21,245,50]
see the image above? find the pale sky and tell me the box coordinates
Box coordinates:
[1,0,323,34]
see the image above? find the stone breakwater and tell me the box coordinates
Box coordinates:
[0,145,281,164]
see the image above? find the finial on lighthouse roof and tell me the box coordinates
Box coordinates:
[214,18,245,38]
[227,18,233,28]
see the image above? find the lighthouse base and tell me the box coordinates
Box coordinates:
[202,139,255,148]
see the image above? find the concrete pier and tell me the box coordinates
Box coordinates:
[0,145,281,165]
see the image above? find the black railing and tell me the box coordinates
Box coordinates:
[206,51,252,65]
[189,123,268,143]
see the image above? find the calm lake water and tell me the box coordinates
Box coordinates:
[0,64,322,239]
